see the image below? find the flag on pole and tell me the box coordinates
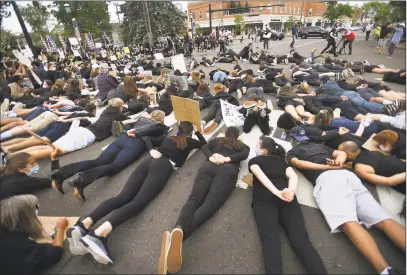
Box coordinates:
[40,35,50,52]
[47,35,58,52]
[72,18,82,42]
[85,33,95,50]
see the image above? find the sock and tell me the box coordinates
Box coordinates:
[0,131,12,141]
[383,99,393,105]
[381,266,391,275]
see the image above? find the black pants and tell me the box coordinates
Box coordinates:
[228,79,244,93]
[216,57,234,63]
[325,133,366,149]
[331,100,368,120]
[365,31,370,41]
[320,39,336,55]
[176,162,239,239]
[253,198,327,274]
[263,39,269,50]
[59,135,146,188]
[243,112,271,135]
[202,101,222,124]
[219,41,226,53]
[87,157,174,228]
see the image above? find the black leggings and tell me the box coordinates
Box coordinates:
[320,39,336,55]
[243,112,270,135]
[176,162,239,239]
[228,79,244,92]
[202,101,223,124]
[324,133,367,149]
[87,157,174,228]
[58,135,146,188]
[253,198,327,274]
[303,96,327,115]
[331,100,368,120]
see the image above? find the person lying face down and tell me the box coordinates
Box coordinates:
[339,141,406,195]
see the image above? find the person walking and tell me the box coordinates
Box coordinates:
[388,23,405,58]
[290,23,299,48]
[365,23,372,41]
[320,26,338,57]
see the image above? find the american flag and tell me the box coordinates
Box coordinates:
[40,35,50,52]
[72,18,82,42]
[85,33,95,50]
[47,35,58,52]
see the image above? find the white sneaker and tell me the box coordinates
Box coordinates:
[363,60,370,66]
[237,89,242,99]
[377,64,386,69]
[342,70,348,79]
[267,100,273,111]
[333,108,341,118]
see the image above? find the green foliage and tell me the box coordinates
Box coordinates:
[286,16,298,30]
[233,14,246,35]
[20,1,50,44]
[195,24,203,36]
[1,27,19,54]
[388,1,406,23]
[120,1,186,44]
[52,1,111,37]
[362,1,389,23]
[323,2,354,24]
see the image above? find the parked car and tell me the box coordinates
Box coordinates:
[271,30,285,40]
[298,26,328,39]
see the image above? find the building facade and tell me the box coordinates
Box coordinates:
[187,0,329,34]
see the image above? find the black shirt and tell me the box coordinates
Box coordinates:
[392,132,406,160]
[44,70,57,84]
[286,142,338,184]
[383,69,406,85]
[67,112,94,127]
[202,138,250,166]
[80,67,91,80]
[158,132,206,167]
[249,155,290,203]
[380,25,391,39]
[87,106,129,141]
[0,172,51,200]
[0,230,63,275]
[354,150,406,194]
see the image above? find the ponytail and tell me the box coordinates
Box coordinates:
[170,122,194,150]
[260,136,286,159]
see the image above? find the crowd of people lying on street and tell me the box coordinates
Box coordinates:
[1,42,406,275]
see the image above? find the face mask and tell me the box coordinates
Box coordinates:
[27,164,40,176]
[255,148,262,156]
[379,145,390,152]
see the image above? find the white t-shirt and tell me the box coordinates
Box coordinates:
[366,25,372,31]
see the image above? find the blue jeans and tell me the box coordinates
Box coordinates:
[330,117,380,138]
[343,91,383,114]
[23,107,46,121]
[213,71,227,83]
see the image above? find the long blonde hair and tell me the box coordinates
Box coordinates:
[0,194,45,239]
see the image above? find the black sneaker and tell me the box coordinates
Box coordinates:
[67,222,88,255]
[50,169,65,195]
[80,230,113,265]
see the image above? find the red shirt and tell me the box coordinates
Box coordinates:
[343,30,355,40]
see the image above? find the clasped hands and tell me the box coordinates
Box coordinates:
[209,153,228,165]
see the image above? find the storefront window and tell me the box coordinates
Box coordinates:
[308,9,312,16]
[199,11,203,19]
[191,12,195,19]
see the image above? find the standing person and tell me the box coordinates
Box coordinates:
[388,23,404,58]
[290,23,299,48]
[210,31,216,51]
[218,29,227,53]
[263,27,271,50]
[378,22,391,55]
[64,122,206,265]
[338,29,356,55]
[365,23,372,41]
[320,26,338,57]
[256,26,262,48]
[157,126,249,274]
[249,137,326,274]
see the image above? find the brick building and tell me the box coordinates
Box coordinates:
[187,0,329,34]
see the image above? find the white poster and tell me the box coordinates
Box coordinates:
[110,55,117,61]
[23,45,34,57]
[12,50,32,68]
[95,42,102,48]
[68,37,81,57]
[154,53,164,60]
[170,54,187,73]
[220,100,245,127]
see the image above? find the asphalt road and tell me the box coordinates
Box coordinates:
[38,34,406,274]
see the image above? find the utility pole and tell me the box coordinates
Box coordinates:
[220,0,223,27]
[11,1,36,56]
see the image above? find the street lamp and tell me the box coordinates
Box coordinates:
[64,3,71,14]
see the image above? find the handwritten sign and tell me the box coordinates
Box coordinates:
[170,54,187,73]
[170,96,201,132]
[36,216,79,244]
[220,100,245,127]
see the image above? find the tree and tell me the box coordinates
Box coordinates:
[195,24,203,36]
[1,27,19,54]
[233,15,246,35]
[388,1,406,23]
[323,2,354,24]
[286,15,298,30]
[20,1,50,44]
[52,1,111,37]
[120,1,186,44]
[0,1,12,27]
[361,1,389,23]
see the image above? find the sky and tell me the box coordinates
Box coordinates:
[3,1,368,34]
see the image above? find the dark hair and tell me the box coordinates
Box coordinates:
[234,64,242,71]
[44,80,53,87]
[77,98,89,107]
[1,152,32,175]
[217,126,246,150]
[84,103,96,113]
[170,121,194,150]
[259,136,286,158]
[66,79,81,94]
[277,113,301,130]
[196,83,210,94]
[138,94,151,103]
[174,69,182,76]
[314,109,333,126]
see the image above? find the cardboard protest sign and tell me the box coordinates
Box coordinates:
[167,74,188,91]
[170,54,187,73]
[123,47,130,54]
[220,100,245,127]
[36,216,80,244]
[154,53,164,60]
[170,96,201,132]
